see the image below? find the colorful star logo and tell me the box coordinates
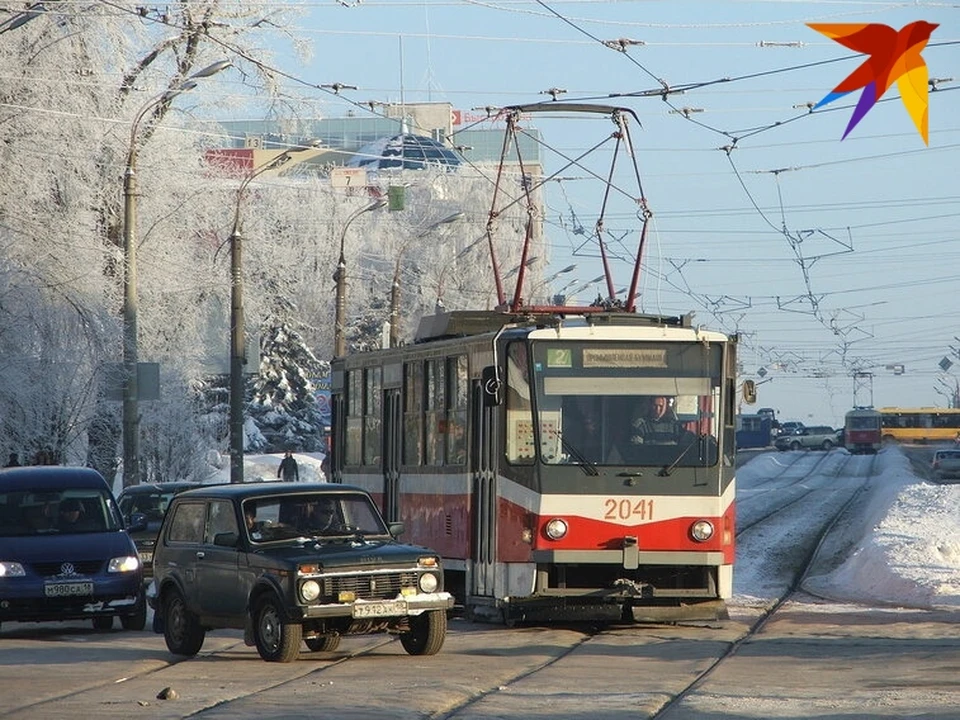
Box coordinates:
[808,22,938,144]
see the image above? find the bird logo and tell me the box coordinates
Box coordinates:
[807,21,938,144]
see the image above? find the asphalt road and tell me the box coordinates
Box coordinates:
[2,445,958,719]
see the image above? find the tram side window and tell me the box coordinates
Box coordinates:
[363,367,382,466]
[446,356,468,465]
[345,370,363,466]
[505,342,534,465]
[425,359,446,465]
[403,362,424,465]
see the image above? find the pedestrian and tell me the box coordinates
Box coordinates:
[277,451,299,482]
[5,452,20,467]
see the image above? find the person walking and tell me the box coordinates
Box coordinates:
[277,451,300,482]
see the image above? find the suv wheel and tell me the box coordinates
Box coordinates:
[254,596,302,662]
[789,441,801,451]
[120,590,147,631]
[163,588,205,656]
[399,610,447,656]
[821,439,833,450]
[305,635,341,653]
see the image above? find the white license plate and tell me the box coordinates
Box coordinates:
[352,600,405,618]
[44,582,94,597]
[139,551,153,564]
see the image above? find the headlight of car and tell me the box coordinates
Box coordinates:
[0,561,25,577]
[300,580,321,602]
[690,520,714,542]
[418,572,439,593]
[108,555,141,573]
[544,518,568,540]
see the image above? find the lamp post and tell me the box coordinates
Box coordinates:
[388,211,463,348]
[227,149,307,484]
[122,59,230,488]
[334,199,387,357]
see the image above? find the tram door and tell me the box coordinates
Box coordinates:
[470,381,498,598]
[382,388,402,523]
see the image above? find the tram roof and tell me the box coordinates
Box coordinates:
[414,309,696,343]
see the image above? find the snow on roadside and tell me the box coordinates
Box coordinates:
[799,446,960,609]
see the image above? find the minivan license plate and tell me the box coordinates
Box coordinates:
[352,600,404,618]
[44,582,94,597]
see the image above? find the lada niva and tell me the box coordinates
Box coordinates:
[148,482,453,662]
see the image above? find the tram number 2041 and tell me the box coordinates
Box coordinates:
[603,498,654,521]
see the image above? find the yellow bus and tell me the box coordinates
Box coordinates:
[878,407,960,443]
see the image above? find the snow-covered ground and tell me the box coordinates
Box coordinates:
[736,445,960,610]
[204,451,328,485]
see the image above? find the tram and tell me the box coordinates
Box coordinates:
[328,103,741,623]
[330,309,739,623]
[843,406,882,454]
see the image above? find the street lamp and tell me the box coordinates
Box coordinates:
[388,211,462,348]
[227,148,310,484]
[334,199,387,357]
[122,59,230,487]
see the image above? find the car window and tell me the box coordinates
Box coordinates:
[205,500,239,543]
[167,501,206,543]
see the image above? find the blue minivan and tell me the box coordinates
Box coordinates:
[0,466,145,632]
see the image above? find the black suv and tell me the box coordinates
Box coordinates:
[117,481,201,579]
[148,482,453,662]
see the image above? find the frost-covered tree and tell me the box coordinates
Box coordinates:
[248,294,327,453]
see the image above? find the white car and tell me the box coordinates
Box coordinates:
[931,449,960,480]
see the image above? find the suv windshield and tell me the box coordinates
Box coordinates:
[0,488,122,536]
[242,493,389,543]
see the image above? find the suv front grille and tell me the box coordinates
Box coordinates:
[323,571,419,601]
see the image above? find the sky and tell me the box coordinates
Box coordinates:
[241,0,960,428]
[736,445,960,610]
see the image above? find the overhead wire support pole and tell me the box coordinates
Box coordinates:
[228,147,307,484]
[122,59,231,488]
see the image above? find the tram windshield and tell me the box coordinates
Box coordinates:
[505,340,723,468]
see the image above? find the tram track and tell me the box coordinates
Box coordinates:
[646,451,880,719]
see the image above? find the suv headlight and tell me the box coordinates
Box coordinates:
[418,572,439,593]
[300,580,321,602]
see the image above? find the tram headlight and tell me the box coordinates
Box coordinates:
[544,518,568,541]
[690,520,714,543]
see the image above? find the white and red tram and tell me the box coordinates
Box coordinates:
[330,308,738,623]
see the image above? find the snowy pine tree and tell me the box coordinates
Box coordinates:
[249,296,328,453]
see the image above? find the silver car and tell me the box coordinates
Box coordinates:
[931,449,960,480]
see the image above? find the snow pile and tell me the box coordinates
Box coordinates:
[741,445,960,609]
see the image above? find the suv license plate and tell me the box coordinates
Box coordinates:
[139,551,153,564]
[44,582,94,597]
[352,600,405,618]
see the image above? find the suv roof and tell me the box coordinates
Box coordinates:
[173,481,358,500]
